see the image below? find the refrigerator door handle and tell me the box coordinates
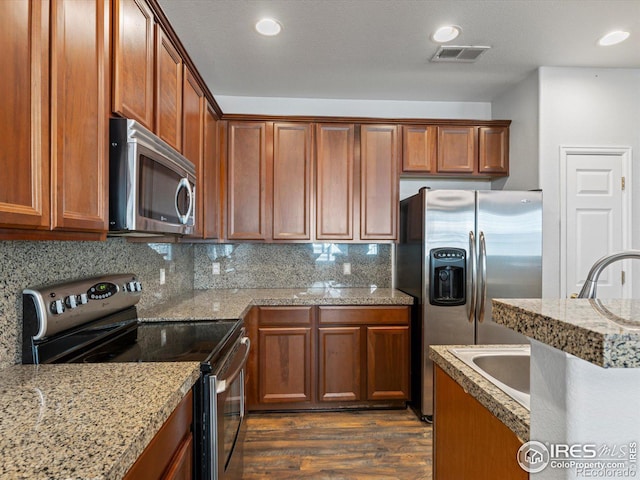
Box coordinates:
[478,231,488,323]
[468,230,477,323]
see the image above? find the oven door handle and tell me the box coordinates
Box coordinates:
[216,337,250,394]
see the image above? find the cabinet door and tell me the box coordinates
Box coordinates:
[434,366,527,480]
[360,125,399,240]
[112,0,154,129]
[315,123,354,240]
[155,27,182,152]
[366,326,409,400]
[437,126,477,174]
[162,434,193,480]
[202,103,219,239]
[318,327,361,402]
[478,126,509,176]
[50,0,109,232]
[258,327,312,404]
[227,122,270,240]
[182,67,205,237]
[402,125,437,173]
[272,123,312,240]
[0,0,50,229]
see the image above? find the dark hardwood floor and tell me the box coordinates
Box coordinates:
[231,408,433,479]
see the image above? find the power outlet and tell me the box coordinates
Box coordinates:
[343,263,351,275]
[159,268,166,285]
[212,262,221,275]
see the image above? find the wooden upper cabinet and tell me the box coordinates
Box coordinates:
[112,0,154,129]
[50,0,109,232]
[402,125,437,173]
[360,125,399,240]
[202,103,219,239]
[227,122,270,240]
[479,126,509,176]
[315,123,354,240]
[182,67,205,237]
[155,27,183,152]
[272,123,312,240]
[437,126,477,174]
[0,0,50,229]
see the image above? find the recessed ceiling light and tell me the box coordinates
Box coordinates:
[598,30,630,46]
[431,25,461,43]
[255,18,282,36]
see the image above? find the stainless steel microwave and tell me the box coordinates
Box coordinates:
[109,118,196,236]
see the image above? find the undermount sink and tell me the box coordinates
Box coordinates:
[450,346,530,410]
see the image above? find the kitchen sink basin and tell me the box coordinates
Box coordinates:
[450,346,530,410]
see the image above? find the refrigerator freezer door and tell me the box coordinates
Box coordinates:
[422,189,476,417]
[475,190,542,344]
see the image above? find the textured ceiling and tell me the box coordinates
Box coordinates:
[157,0,640,103]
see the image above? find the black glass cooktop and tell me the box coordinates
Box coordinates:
[76,320,240,365]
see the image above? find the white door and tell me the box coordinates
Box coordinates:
[563,149,630,298]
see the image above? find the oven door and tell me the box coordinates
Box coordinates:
[209,336,250,480]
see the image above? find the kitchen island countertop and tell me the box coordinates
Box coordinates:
[139,287,414,322]
[493,298,640,368]
[0,362,200,480]
[429,345,529,442]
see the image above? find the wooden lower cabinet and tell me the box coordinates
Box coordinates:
[247,305,410,411]
[124,390,193,480]
[318,327,361,402]
[434,366,527,480]
[258,326,313,404]
[366,326,410,400]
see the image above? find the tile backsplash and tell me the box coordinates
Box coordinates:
[194,243,392,289]
[0,240,392,369]
[0,238,193,368]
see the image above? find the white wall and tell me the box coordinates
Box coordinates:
[491,70,540,191]
[538,67,640,298]
[400,178,492,200]
[216,95,492,119]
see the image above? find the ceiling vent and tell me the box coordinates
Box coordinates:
[430,45,491,63]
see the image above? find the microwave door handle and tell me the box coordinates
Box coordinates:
[175,177,193,225]
[216,337,251,394]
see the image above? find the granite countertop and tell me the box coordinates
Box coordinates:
[493,298,640,368]
[0,362,200,480]
[429,345,530,442]
[139,287,414,322]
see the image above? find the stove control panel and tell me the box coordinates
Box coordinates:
[23,274,142,340]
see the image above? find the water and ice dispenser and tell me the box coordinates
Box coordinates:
[429,248,466,306]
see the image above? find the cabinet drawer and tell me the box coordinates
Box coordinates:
[258,306,314,326]
[318,306,409,325]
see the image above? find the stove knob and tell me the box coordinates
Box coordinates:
[50,299,65,315]
[135,281,142,292]
[79,293,88,305]
[126,281,136,292]
[65,295,78,309]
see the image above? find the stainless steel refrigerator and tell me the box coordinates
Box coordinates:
[396,188,542,420]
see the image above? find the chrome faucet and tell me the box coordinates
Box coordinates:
[577,250,640,299]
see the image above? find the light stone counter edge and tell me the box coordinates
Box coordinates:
[429,345,530,442]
